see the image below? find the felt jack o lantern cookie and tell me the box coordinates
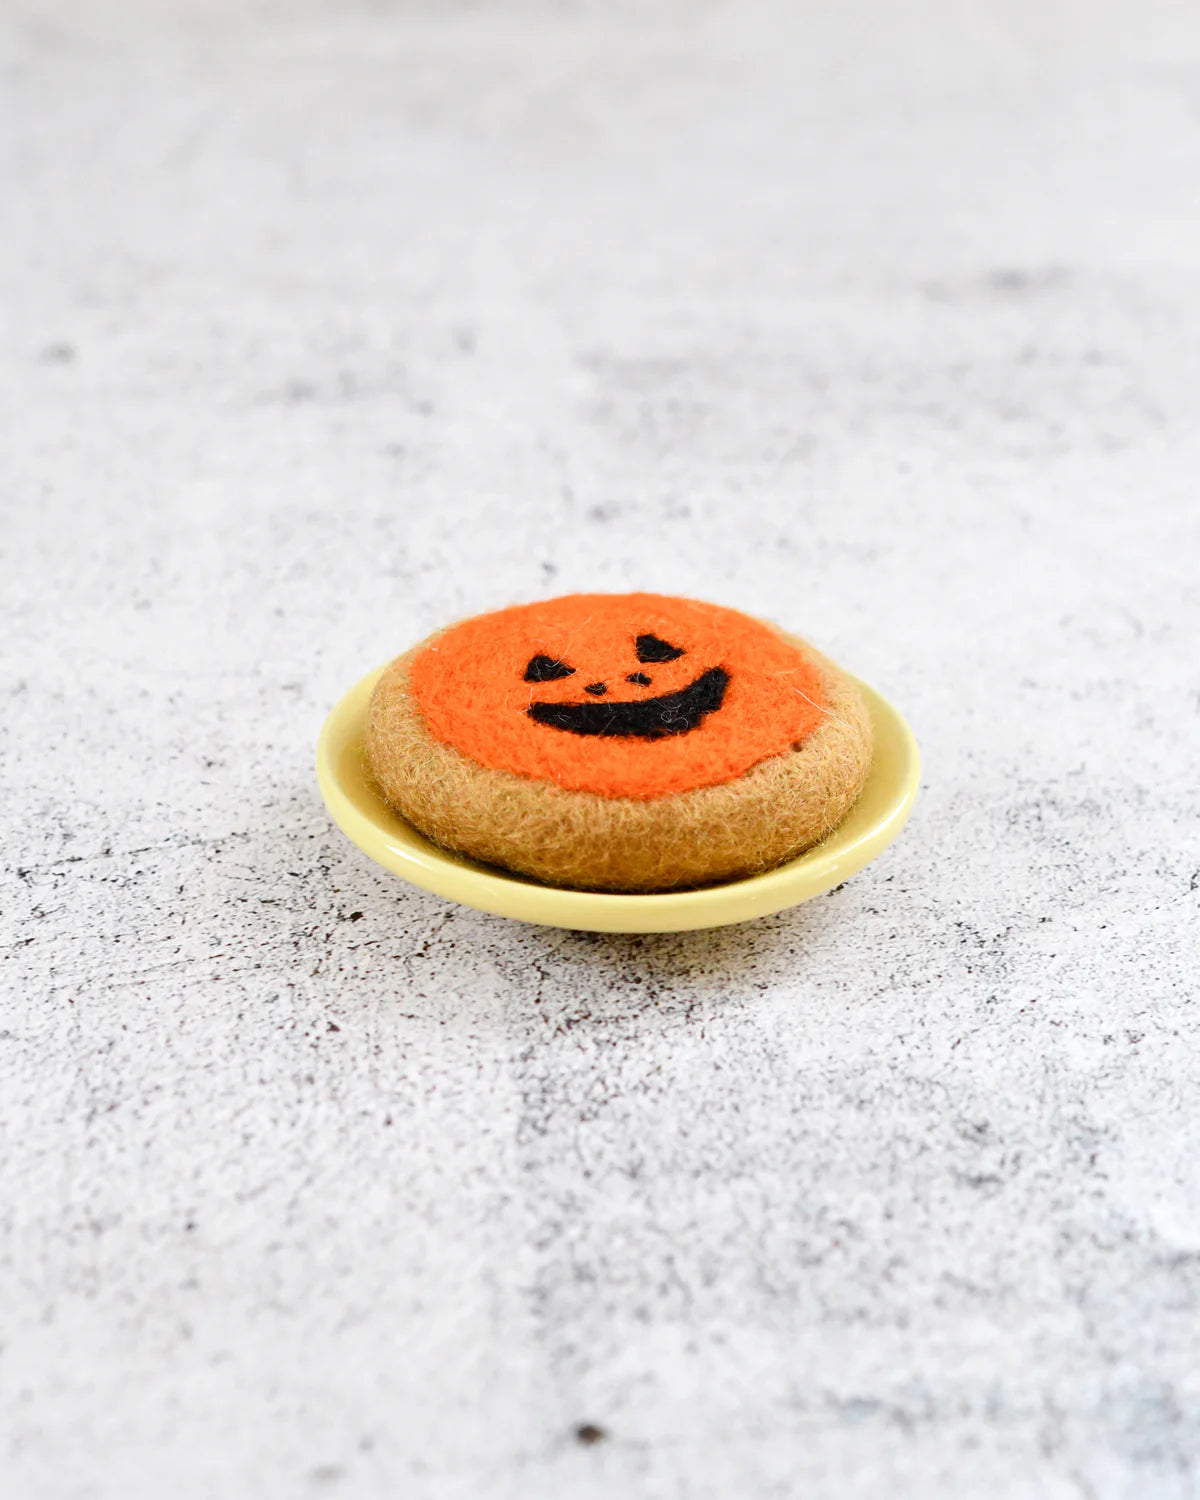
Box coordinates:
[365,593,872,893]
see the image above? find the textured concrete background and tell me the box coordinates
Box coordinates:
[3,1,1199,1496]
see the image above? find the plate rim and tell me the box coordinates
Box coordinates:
[316,663,920,933]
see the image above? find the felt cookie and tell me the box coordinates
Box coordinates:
[365,593,872,893]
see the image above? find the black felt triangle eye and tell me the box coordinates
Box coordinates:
[635,633,685,664]
[524,654,576,683]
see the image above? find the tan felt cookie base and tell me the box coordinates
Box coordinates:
[365,629,872,894]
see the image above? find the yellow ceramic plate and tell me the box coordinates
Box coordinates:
[316,664,919,933]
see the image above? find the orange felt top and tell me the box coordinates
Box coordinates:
[408,592,827,800]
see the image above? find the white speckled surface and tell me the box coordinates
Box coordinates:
[3,2,1199,1496]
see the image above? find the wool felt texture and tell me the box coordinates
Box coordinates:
[405,593,829,801]
[527,666,730,738]
[365,599,873,893]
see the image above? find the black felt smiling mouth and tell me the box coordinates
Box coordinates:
[528,666,729,738]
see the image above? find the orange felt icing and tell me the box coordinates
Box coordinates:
[407,593,827,800]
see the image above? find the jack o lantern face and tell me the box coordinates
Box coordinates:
[409,592,827,799]
[523,630,730,739]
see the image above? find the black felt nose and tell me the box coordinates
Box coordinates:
[584,682,607,696]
